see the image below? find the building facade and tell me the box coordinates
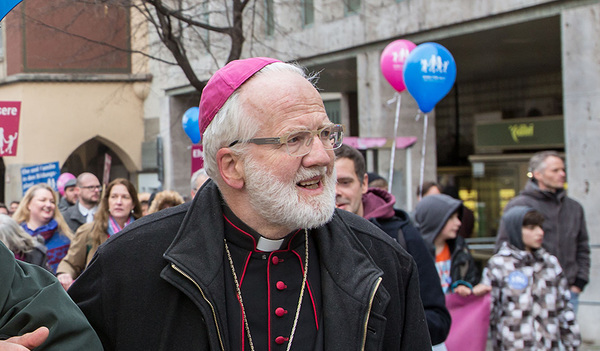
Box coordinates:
[0,0,150,201]
[149,0,599,343]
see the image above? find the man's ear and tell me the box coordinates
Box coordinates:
[216,148,245,190]
[361,173,369,194]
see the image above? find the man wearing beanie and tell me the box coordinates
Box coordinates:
[481,206,581,350]
[70,58,431,350]
[415,194,480,296]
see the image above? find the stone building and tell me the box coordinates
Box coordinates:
[150,0,599,343]
[1,0,598,344]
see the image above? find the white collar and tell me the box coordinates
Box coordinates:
[256,237,285,252]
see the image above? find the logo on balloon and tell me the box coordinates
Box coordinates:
[380,39,417,93]
[182,107,201,144]
[403,42,456,113]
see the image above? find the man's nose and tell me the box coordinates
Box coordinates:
[302,135,332,167]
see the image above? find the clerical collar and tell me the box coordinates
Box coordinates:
[221,204,304,252]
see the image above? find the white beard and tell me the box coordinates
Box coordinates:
[243,156,336,230]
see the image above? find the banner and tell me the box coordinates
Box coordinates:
[21,162,60,195]
[444,293,491,351]
[0,101,21,157]
[191,144,204,176]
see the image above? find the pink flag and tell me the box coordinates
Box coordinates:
[444,293,491,351]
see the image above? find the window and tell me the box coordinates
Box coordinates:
[265,0,274,36]
[345,0,360,14]
[323,100,341,124]
[303,0,314,26]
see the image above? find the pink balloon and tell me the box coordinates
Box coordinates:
[57,172,75,196]
[380,39,417,92]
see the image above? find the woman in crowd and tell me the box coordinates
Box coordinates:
[57,178,142,290]
[0,213,49,269]
[13,184,72,273]
[147,190,184,214]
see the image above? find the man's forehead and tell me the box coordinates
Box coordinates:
[543,156,564,168]
[80,175,99,185]
[335,158,358,175]
[240,71,326,127]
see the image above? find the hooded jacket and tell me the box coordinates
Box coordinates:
[69,180,431,351]
[496,180,590,290]
[483,205,581,350]
[415,194,480,291]
[362,188,451,345]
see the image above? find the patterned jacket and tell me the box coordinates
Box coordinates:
[481,242,580,350]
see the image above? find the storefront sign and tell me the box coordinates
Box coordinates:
[0,101,21,157]
[475,115,563,151]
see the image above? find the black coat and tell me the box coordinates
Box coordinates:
[369,209,451,345]
[69,181,431,350]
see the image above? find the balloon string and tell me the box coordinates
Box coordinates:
[418,113,428,199]
[388,93,401,193]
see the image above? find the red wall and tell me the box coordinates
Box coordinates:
[6,0,130,75]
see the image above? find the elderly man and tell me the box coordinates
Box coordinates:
[62,172,101,233]
[69,57,430,350]
[496,150,590,313]
[335,144,450,346]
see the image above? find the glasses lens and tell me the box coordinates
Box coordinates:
[285,130,311,156]
[285,125,343,156]
[321,125,343,149]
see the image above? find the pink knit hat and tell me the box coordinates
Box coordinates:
[198,57,281,136]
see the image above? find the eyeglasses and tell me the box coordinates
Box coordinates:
[81,185,102,191]
[229,124,344,157]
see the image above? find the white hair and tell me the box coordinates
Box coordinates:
[202,61,314,184]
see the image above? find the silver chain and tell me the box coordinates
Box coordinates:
[224,229,309,351]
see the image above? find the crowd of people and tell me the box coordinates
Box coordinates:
[0,57,589,350]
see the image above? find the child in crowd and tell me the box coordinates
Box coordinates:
[415,194,482,296]
[481,206,580,350]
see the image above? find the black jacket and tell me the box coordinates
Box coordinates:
[69,181,431,350]
[369,209,451,345]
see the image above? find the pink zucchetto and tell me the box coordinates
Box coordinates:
[198,57,281,136]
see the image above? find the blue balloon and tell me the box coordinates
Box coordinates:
[182,107,201,144]
[403,42,457,113]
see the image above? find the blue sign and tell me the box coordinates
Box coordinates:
[21,161,60,195]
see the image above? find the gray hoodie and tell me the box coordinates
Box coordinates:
[415,194,462,244]
[500,206,534,251]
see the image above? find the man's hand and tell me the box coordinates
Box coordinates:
[57,273,74,291]
[570,286,582,294]
[1,327,49,350]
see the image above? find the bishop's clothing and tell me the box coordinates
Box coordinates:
[223,206,323,350]
[69,180,431,350]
